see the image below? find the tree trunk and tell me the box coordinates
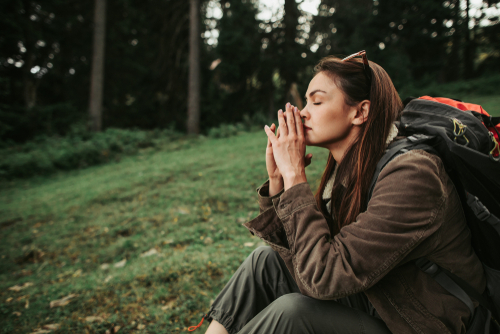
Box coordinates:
[464,0,475,79]
[89,0,107,132]
[187,0,200,135]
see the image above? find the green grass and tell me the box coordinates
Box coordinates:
[0,131,328,333]
[460,95,500,116]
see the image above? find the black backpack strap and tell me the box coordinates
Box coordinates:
[415,258,476,316]
[466,193,500,236]
[367,135,437,203]
[416,258,500,326]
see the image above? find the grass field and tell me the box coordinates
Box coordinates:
[460,95,500,116]
[0,131,328,333]
[1,94,498,333]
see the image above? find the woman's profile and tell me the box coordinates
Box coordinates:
[194,52,485,334]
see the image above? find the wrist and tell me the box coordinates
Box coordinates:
[269,177,284,197]
[283,171,307,190]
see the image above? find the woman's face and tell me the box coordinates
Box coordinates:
[300,72,361,153]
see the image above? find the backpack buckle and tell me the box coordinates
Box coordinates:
[466,194,491,221]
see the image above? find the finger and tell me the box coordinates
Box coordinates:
[294,107,304,137]
[304,153,313,167]
[276,124,281,138]
[278,109,288,136]
[285,103,296,135]
[264,125,278,145]
[267,124,276,148]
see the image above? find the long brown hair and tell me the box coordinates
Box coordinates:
[313,56,403,235]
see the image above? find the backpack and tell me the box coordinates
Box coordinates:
[368,96,500,334]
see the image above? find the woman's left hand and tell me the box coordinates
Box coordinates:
[264,102,307,190]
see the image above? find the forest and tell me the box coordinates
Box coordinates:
[1,0,499,143]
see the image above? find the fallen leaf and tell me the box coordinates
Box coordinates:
[85,316,104,323]
[25,299,29,309]
[113,325,121,333]
[104,275,113,283]
[6,297,13,303]
[114,259,127,268]
[17,294,29,301]
[137,324,146,330]
[73,269,82,277]
[29,330,51,334]
[177,207,190,215]
[12,311,21,316]
[203,237,213,245]
[140,248,158,257]
[50,294,78,308]
[105,330,111,334]
[42,324,59,330]
[100,263,110,270]
[8,282,33,291]
[244,242,254,247]
[163,239,174,245]
[161,298,177,311]
[237,217,246,223]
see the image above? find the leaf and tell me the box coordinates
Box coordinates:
[12,311,21,316]
[85,316,104,323]
[25,299,29,309]
[114,259,127,268]
[161,298,177,311]
[137,324,146,329]
[140,248,158,257]
[8,282,33,291]
[113,326,121,333]
[29,330,51,334]
[72,269,82,277]
[6,297,13,303]
[100,263,110,270]
[244,242,254,247]
[203,237,213,245]
[50,294,78,308]
[42,324,59,330]
[104,275,113,283]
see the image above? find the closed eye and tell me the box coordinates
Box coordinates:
[313,103,321,105]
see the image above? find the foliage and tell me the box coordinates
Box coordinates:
[0,131,328,333]
[0,127,183,179]
[1,0,500,143]
[399,74,500,100]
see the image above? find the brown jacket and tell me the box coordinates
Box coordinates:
[244,150,486,334]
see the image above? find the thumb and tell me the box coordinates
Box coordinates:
[304,153,313,167]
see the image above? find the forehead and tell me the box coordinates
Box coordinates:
[307,72,337,94]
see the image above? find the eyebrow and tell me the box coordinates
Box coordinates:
[305,89,327,100]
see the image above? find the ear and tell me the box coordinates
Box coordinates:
[352,100,370,126]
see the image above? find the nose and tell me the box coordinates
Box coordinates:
[300,106,309,121]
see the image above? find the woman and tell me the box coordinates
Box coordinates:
[198,53,485,334]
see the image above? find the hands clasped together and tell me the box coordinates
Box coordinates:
[264,102,313,196]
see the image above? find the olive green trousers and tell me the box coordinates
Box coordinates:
[206,246,391,334]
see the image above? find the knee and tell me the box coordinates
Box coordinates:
[250,246,276,260]
[269,293,310,321]
[247,246,280,268]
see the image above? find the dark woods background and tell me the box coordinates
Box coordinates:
[1,0,499,143]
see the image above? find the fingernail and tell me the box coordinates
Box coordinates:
[286,102,290,108]
[278,109,283,114]
[294,107,298,112]
[264,125,269,130]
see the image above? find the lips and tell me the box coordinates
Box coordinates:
[303,125,312,130]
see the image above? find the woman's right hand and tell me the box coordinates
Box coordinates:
[265,111,313,196]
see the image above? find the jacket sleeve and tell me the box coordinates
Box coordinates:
[256,180,284,214]
[244,151,447,299]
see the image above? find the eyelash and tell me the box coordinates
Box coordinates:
[313,103,321,105]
